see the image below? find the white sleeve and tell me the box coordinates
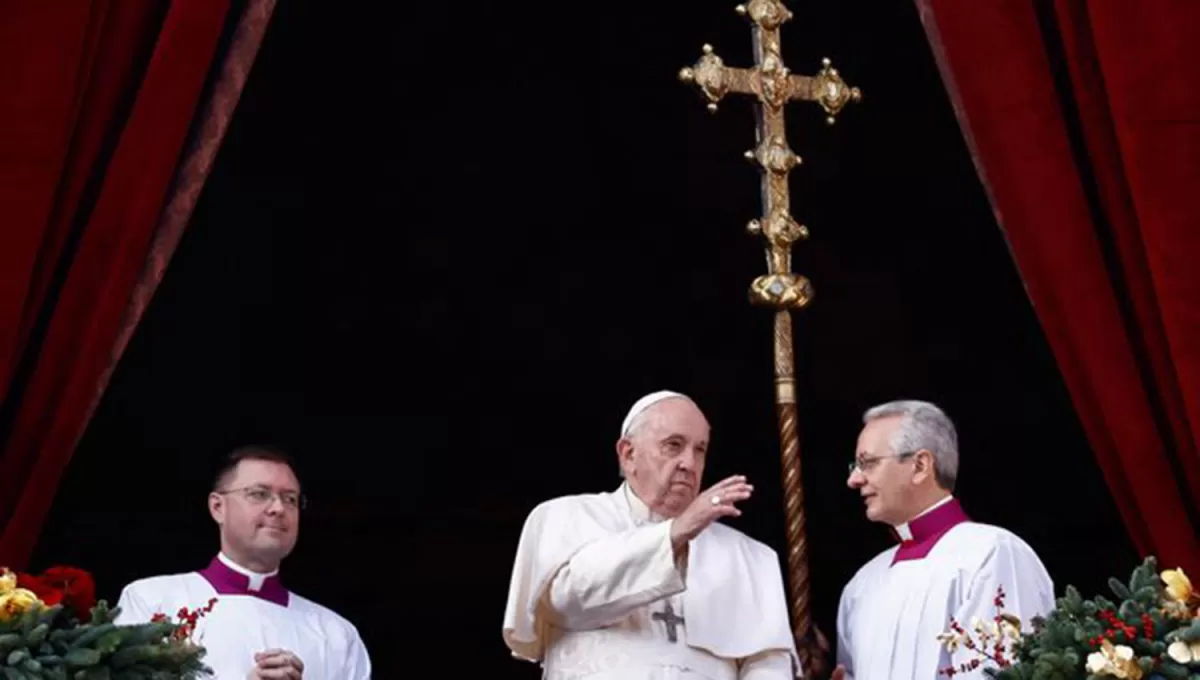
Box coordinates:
[950,535,1055,671]
[835,582,856,680]
[113,583,157,625]
[544,520,686,630]
[342,628,371,680]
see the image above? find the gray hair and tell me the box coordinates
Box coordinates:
[617,396,697,478]
[863,400,959,491]
[617,407,662,478]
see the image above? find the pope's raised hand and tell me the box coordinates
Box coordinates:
[669,475,753,549]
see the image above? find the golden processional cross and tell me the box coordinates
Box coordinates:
[679,0,860,667]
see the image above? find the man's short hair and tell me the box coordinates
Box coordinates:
[862,400,959,492]
[212,444,300,491]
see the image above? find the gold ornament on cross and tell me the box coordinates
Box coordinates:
[679,0,860,670]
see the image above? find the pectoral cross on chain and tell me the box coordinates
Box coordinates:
[652,601,685,643]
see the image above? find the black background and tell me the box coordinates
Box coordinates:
[33,1,1137,677]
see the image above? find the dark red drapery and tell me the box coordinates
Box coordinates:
[0,0,275,569]
[916,0,1200,574]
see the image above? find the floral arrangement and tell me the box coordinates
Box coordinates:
[0,565,212,679]
[936,556,1200,679]
[151,597,218,643]
[935,584,1025,675]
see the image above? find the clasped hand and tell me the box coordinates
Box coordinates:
[246,648,304,679]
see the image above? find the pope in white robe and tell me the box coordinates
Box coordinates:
[503,391,801,680]
[835,400,1055,680]
[114,445,370,680]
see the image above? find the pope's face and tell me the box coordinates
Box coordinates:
[209,459,302,569]
[618,398,710,517]
[847,416,919,525]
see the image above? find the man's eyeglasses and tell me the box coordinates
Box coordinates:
[848,451,918,475]
[217,485,307,511]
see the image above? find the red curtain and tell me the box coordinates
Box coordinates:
[916,0,1200,574]
[0,0,274,569]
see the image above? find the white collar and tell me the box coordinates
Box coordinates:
[218,552,278,591]
[621,482,666,525]
[892,494,954,541]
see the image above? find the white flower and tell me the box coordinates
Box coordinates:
[936,629,965,652]
[1167,641,1191,664]
[1085,641,1141,678]
[1086,650,1110,674]
[971,616,999,641]
[998,616,1022,642]
[1167,640,1200,665]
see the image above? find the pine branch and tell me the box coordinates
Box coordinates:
[941,556,1200,680]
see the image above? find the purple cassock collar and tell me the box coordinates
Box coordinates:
[889,496,970,565]
[197,554,290,606]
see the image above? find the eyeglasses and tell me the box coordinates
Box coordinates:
[848,451,918,475]
[217,485,307,511]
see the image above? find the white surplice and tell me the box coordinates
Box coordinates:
[836,498,1055,680]
[115,555,371,680]
[503,483,800,679]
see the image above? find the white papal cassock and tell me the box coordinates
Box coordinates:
[115,553,371,680]
[503,483,800,679]
[836,496,1055,680]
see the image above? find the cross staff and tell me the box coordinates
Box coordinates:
[678,0,860,670]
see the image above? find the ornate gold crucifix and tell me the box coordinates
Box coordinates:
[679,0,860,668]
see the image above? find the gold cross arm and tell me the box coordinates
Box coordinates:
[677,2,861,125]
[680,46,860,125]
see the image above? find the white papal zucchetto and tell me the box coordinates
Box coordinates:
[620,390,692,437]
